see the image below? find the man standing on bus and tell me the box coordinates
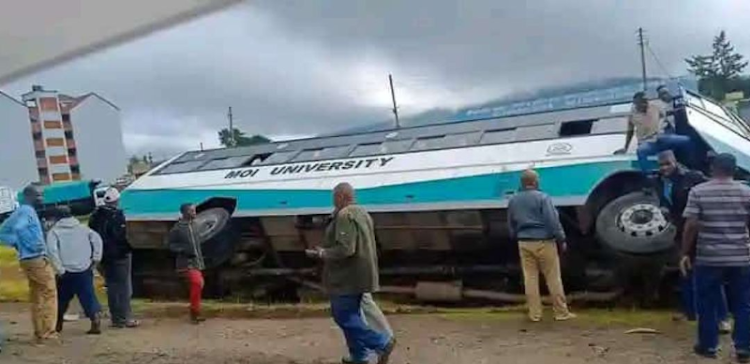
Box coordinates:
[168,203,206,324]
[88,188,139,328]
[507,169,575,322]
[680,153,750,362]
[305,183,396,364]
[654,86,677,131]
[0,184,58,342]
[615,92,691,173]
[654,151,731,331]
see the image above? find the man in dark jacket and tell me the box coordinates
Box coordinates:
[168,203,206,324]
[305,183,396,364]
[88,188,138,328]
[654,150,729,330]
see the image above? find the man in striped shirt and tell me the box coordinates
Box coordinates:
[681,153,750,362]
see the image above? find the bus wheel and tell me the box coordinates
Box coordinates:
[194,207,239,268]
[595,191,675,254]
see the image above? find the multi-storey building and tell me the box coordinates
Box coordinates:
[0,85,127,189]
[0,90,38,189]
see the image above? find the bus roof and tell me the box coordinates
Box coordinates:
[154,98,636,176]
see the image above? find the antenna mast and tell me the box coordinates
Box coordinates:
[638,28,648,91]
[228,106,235,147]
[389,74,400,128]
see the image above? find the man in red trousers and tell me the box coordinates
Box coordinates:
[168,203,206,324]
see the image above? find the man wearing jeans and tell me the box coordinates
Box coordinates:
[681,153,750,362]
[46,206,103,335]
[507,169,575,322]
[0,184,58,342]
[306,182,396,364]
[653,151,731,330]
[615,91,692,173]
[88,188,138,328]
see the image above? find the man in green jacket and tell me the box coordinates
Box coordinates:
[306,182,396,364]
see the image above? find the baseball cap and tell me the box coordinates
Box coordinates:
[103,187,120,203]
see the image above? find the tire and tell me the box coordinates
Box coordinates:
[193,207,239,268]
[595,191,675,254]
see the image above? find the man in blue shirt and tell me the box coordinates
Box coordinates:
[0,184,58,342]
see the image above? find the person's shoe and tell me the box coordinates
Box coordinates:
[555,312,577,321]
[341,357,368,364]
[112,319,139,329]
[693,344,718,359]
[87,315,102,335]
[737,351,750,363]
[719,320,732,334]
[63,313,80,322]
[377,338,397,364]
[190,312,206,325]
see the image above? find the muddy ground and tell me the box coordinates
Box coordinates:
[0,303,741,364]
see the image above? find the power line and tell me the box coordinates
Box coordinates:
[646,42,674,80]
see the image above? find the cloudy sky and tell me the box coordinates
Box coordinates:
[2,0,749,159]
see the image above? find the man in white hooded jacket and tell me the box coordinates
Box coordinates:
[46,206,103,335]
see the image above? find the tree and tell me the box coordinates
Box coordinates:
[218,128,271,147]
[686,31,748,99]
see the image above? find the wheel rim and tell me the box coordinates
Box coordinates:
[617,203,669,237]
[194,210,225,241]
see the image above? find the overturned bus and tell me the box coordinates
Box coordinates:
[120,86,750,302]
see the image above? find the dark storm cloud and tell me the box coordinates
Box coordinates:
[2,0,748,157]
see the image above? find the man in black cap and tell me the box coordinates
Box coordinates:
[681,153,750,362]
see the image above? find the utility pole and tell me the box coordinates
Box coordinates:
[389,74,400,129]
[227,106,235,147]
[637,27,648,91]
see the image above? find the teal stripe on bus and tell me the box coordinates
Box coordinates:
[121,160,634,216]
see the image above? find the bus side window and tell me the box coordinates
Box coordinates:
[559,119,595,136]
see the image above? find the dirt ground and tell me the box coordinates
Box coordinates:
[0,303,742,364]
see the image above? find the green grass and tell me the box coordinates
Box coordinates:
[0,245,16,265]
[0,246,28,301]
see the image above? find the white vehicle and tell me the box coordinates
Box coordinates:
[121,84,750,300]
[0,186,19,223]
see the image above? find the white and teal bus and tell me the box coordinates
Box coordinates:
[120,85,750,300]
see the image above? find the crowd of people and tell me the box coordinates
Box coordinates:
[1,88,750,363]
[0,186,142,348]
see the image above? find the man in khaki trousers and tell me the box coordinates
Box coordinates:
[0,185,58,342]
[507,169,575,322]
